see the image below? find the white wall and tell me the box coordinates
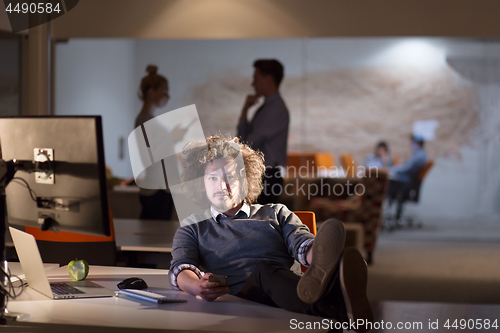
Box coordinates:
[133,39,304,138]
[55,38,500,219]
[55,39,136,177]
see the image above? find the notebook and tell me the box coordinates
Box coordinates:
[9,227,115,299]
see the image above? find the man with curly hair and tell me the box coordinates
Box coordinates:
[169,136,373,332]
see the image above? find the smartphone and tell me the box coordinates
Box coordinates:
[208,274,228,287]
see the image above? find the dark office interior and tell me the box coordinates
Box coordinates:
[1,1,500,332]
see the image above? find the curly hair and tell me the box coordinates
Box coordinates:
[181,135,265,208]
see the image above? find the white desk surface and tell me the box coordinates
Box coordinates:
[6,263,327,332]
[115,234,173,252]
[114,218,179,253]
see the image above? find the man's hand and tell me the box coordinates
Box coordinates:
[178,270,230,301]
[196,273,230,302]
[240,94,260,122]
[244,94,259,109]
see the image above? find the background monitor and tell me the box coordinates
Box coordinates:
[0,116,110,237]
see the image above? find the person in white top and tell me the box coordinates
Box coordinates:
[134,65,186,220]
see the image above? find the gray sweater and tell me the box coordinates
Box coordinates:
[169,203,314,295]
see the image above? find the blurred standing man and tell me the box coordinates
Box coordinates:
[237,59,289,204]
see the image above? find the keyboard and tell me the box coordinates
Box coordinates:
[50,282,85,295]
[118,289,187,304]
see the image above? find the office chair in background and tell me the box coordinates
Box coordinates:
[340,153,357,177]
[315,152,336,170]
[294,211,316,273]
[383,160,434,231]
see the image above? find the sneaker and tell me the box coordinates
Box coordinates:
[297,219,345,304]
[340,247,374,333]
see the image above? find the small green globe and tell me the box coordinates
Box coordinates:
[67,259,89,281]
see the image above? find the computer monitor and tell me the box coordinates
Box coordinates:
[0,116,110,237]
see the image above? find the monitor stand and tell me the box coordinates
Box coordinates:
[0,159,17,323]
[0,159,51,324]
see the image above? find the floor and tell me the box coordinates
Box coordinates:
[364,214,500,332]
[371,301,500,332]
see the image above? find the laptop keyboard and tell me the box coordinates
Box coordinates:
[50,283,85,295]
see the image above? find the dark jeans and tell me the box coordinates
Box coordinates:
[257,167,284,205]
[236,259,345,319]
[139,190,174,220]
[387,180,409,220]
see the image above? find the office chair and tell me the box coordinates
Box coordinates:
[287,153,316,176]
[287,152,335,177]
[384,160,434,230]
[293,211,316,273]
[24,206,117,266]
[315,152,336,169]
[340,153,357,177]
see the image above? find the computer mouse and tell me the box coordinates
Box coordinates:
[117,277,148,290]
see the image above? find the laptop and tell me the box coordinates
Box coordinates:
[9,227,115,299]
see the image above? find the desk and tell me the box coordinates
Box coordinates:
[5,219,179,253]
[6,263,326,332]
[113,218,179,267]
[5,220,178,267]
[114,218,179,253]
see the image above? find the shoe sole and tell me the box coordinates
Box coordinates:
[340,247,374,333]
[297,219,345,304]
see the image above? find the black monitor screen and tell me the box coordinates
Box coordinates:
[0,116,110,237]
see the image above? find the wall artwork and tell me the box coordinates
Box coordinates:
[190,65,478,164]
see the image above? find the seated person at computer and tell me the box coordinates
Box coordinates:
[169,135,373,332]
[387,134,428,211]
[365,141,393,169]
